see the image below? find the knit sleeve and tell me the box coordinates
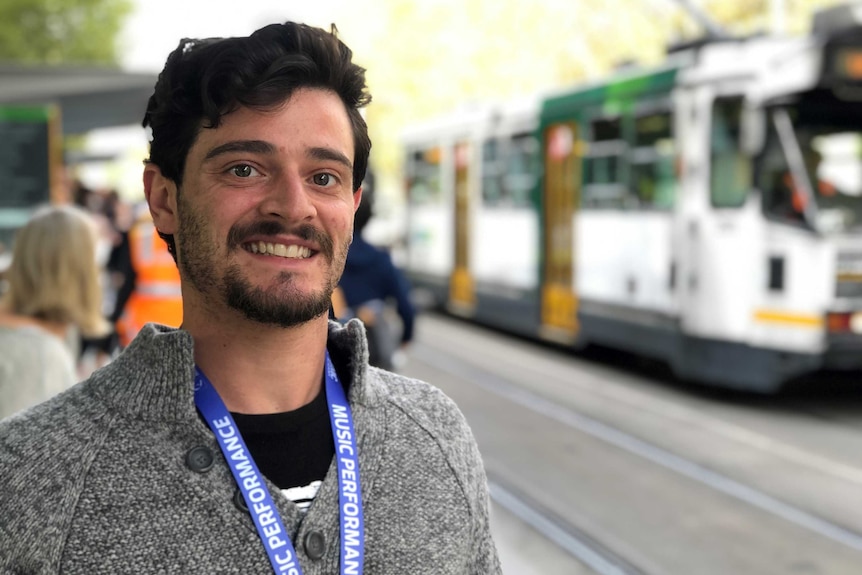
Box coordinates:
[416,384,502,574]
[461,422,502,575]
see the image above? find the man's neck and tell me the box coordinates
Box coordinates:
[184,306,330,415]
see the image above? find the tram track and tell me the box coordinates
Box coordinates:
[515,328,862,438]
[488,476,649,575]
[415,315,862,495]
[402,315,862,572]
[411,341,862,553]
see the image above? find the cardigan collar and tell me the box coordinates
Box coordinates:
[87,319,373,423]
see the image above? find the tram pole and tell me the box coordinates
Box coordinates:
[770,0,787,35]
[670,0,730,39]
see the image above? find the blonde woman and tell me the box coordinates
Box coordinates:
[0,204,109,419]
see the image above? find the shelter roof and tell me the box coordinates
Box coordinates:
[0,64,157,134]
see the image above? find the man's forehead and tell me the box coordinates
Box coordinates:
[191,99,354,160]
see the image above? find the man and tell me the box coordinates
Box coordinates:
[0,22,500,574]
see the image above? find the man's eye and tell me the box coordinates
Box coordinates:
[231,164,257,178]
[312,173,335,186]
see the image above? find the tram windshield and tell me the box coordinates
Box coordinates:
[756,90,862,233]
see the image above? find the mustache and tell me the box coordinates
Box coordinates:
[227,220,334,259]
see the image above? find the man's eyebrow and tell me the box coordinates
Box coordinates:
[308,147,352,170]
[203,140,276,161]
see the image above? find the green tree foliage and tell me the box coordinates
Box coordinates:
[335,0,848,188]
[0,0,133,65]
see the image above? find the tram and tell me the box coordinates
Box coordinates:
[402,4,862,392]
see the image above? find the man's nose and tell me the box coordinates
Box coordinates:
[258,171,316,221]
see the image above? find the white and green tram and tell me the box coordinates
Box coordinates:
[403,4,862,392]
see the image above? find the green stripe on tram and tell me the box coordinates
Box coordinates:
[540,67,680,123]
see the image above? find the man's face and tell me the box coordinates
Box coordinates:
[174,88,360,327]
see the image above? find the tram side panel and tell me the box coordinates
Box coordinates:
[571,95,680,363]
[404,104,546,339]
[536,73,688,370]
[537,76,830,391]
[404,144,455,311]
[470,118,543,338]
[668,89,781,391]
[472,204,541,336]
[576,211,677,361]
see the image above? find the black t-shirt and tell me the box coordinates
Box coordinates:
[232,388,335,491]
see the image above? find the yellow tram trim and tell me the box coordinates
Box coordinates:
[752,309,823,328]
[837,272,862,283]
[448,266,476,316]
[541,284,578,332]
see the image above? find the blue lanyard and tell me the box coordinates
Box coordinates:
[194,351,364,575]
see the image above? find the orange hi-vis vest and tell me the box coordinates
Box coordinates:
[117,220,183,347]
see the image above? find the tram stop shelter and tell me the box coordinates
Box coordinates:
[0,65,158,272]
[0,64,157,134]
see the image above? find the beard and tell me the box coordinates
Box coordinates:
[221,265,333,328]
[176,192,350,328]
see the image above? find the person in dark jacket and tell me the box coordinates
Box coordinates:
[336,186,415,370]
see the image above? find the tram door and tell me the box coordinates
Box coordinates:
[448,141,475,315]
[540,122,580,342]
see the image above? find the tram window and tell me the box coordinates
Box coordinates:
[631,155,675,208]
[482,139,504,206]
[483,133,538,208]
[751,89,862,232]
[407,148,442,205]
[756,124,805,224]
[585,155,619,184]
[583,116,629,208]
[635,113,671,147]
[593,118,621,141]
[502,133,538,207]
[631,112,675,209]
[711,98,751,208]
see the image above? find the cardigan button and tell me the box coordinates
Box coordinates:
[233,488,249,513]
[186,446,214,473]
[304,530,326,560]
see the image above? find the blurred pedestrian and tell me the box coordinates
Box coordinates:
[0,21,499,574]
[78,189,131,372]
[0,205,109,419]
[114,203,183,347]
[335,187,416,370]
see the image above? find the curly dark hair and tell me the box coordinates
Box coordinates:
[142,22,372,259]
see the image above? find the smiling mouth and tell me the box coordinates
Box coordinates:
[244,241,313,259]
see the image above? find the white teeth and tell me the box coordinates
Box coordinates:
[245,242,311,259]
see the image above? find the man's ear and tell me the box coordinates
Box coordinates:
[143,164,179,235]
[353,186,363,213]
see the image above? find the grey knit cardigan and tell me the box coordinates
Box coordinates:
[0,321,501,574]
